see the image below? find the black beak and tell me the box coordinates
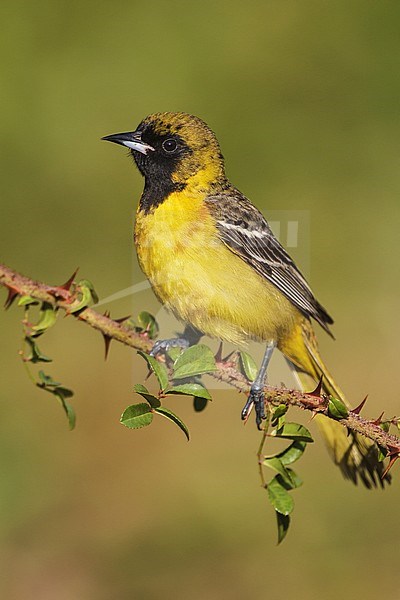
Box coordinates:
[101,131,154,155]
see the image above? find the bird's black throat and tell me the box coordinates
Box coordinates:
[132,136,188,214]
[131,124,190,213]
[139,173,186,214]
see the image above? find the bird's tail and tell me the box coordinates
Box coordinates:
[279,318,389,488]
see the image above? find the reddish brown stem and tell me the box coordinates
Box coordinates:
[1,262,399,456]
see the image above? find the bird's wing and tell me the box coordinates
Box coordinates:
[205,192,334,335]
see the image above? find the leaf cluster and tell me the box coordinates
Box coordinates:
[261,405,313,543]
[16,279,100,430]
[121,345,216,439]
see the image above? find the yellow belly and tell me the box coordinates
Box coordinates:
[134,192,300,346]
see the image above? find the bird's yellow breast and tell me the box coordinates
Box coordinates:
[134,192,299,346]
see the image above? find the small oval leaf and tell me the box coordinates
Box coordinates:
[54,388,76,430]
[69,279,98,313]
[137,311,159,339]
[285,469,302,489]
[239,351,258,381]
[120,403,154,429]
[25,336,52,363]
[263,457,294,488]
[154,406,190,441]
[173,344,216,379]
[271,404,288,424]
[38,371,61,387]
[167,346,183,362]
[166,383,212,401]
[133,383,161,408]
[17,295,39,307]
[275,441,307,466]
[32,302,58,335]
[137,351,169,391]
[271,422,313,443]
[267,476,294,515]
[276,512,290,545]
[328,396,349,419]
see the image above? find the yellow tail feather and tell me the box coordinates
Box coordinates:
[279,319,389,488]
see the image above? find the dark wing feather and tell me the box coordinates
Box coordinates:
[205,191,334,335]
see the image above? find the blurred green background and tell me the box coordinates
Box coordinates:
[1,1,400,598]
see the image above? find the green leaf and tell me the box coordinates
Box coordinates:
[53,387,76,430]
[137,311,159,339]
[328,396,349,419]
[167,346,184,362]
[193,397,208,412]
[276,513,290,544]
[271,403,288,428]
[32,302,58,335]
[69,279,99,313]
[133,383,161,408]
[166,383,212,401]
[173,344,216,379]
[25,336,52,363]
[137,351,169,391]
[80,279,99,304]
[154,406,190,441]
[377,445,387,462]
[17,295,39,307]
[275,441,307,466]
[54,386,73,399]
[38,370,61,387]
[266,476,294,515]
[263,457,295,488]
[120,403,154,429]
[239,351,258,381]
[285,469,302,489]
[272,404,288,421]
[271,422,314,443]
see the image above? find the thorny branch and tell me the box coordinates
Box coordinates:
[1,263,399,463]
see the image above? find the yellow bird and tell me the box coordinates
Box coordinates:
[103,112,385,487]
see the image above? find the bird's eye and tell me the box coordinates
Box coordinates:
[162,138,178,153]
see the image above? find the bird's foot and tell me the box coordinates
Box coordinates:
[241,384,266,430]
[150,337,190,357]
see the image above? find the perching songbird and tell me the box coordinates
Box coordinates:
[103,111,386,487]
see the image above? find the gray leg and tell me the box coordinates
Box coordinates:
[241,341,276,429]
[150,324,203,357]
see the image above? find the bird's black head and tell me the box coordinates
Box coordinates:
[102,112,226,212]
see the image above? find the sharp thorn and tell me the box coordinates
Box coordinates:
[222,349,235,363]
[309,375,324,397]
[372,412,384,426]
[102,333,112,360]
[115,315,131,324]
[214,341,223,362]
[381,453,399,479]
[4,287,19,309]
[60,268,79,291]
[387,445,399,456]
[352,395,368,415]
[103,310,111,319]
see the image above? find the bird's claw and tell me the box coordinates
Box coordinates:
[150,337,190,357]
[241,389,266,430]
